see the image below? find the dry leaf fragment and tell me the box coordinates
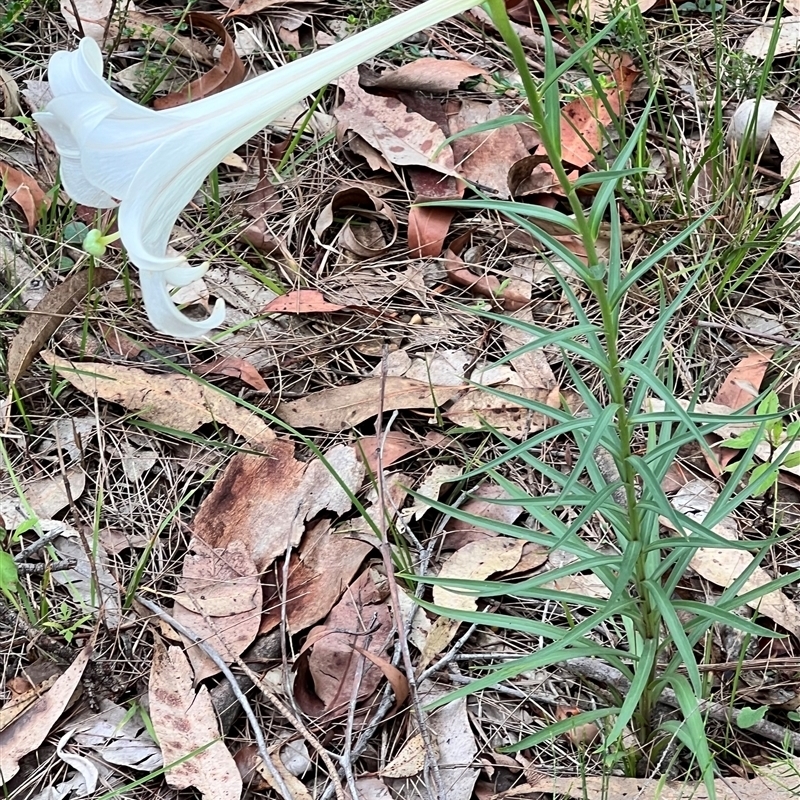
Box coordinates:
[173,538,262,682]
[365,58,487,93]
[583,0,658,21]
[149,641,242,800]
[193,443,364,571]
[712,351,772,410]
[743,18,800,59]
[297,570,392,717]
[0,643,91,782]
[277,377,463,432]
[356,430,421,473]
[8,268,115,384]
[153,13,246,109]
[443,482,525,548]
[41,352,275,449]
[262,289,346,315]
[380,734,436,778]
[193,355,268,391]
[670,479,800,638]
[335,69,457,175]
[410,464,463,520]
[0,161,50,232]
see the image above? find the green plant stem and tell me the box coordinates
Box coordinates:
[486,0,661,739]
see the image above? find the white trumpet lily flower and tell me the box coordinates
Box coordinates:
[35,0,477,337]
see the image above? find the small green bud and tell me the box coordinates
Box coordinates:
[82,229,120,257]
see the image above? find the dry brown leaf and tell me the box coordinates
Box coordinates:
[259,519,375,635]
[8,268,116,384]
[560,57,638,168]
[712,352,771,411]
[149,640,241,800]
[0,675,59,732]
[380,734,434,778]
[218,0,287,15]
[769,110,800,218]
[335,70,456,175]
[172,538,262,683]
[0,67,22,117]
[582,0,659,21]
[193,442,364,571]
[41,352,275,449]
[193,356,268,391]
[262,289,346,315]
[296,570,392,717]
[0,119,26,142]
[408,165,464,257]
[366,58,487,93]
[60,0,134,41]
[447,99,532,197]
[410,464,463,520]
[315,185,399,258]
[0,643,91,782]
[356,430,421,474]
[277,377,463,432]
[24,466,86,518]
[670,479,800,638]
[110,11,215,64]
[387,682,478,800]
[0,161,50,232]
[153,13,246,109]
[524,773,797,800]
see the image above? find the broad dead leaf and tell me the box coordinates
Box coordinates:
[0,643,91,782]
[712,351,772,410]
[445,384,561,438]
[433,537,525,613]
[73,699,162,771]
[296,570,392,717]
[443,482,525,549]
[447,99,532,197]
[315,186,399,258]
[60,0,136,41]
[24,466,86,518]
[149,641,241,800]
[380,734,436,778]
[670,479,800,638]
[0,161,50,232]
[524,772,798,800]
[743,18,800,59]
[365,58,486,93]
[8,268,115,384]
[409,464,463,520]
[408,165,464,257]
[218,0,287,15]
[583,0,659,21]
[768,110,800,218]
[41,352,275,449]
[153,13,245,109]
[172,538,262,682]
[356,430,421,473]
[277,377,463,432]
[192,442,364,571]
[259,519,374,635]
[193,356,268,391]
[335,70,456,176]
[262,289,346,315]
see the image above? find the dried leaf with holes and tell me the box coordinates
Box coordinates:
[153,13,246,109]
[364,58,486,92]
[149,641,242,800]
[41,352,275,450]
[335,70,457,175]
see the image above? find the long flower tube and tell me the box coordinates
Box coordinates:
[35,0,478,337]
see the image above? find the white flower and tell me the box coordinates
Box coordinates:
[35,0,476,337]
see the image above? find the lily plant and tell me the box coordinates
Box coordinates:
[35,0,477,337]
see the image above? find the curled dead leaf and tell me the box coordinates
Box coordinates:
[0,162,50,232]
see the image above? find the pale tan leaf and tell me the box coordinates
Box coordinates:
[149,641,241,800]
[277,377,463,432]
[410,464,463,520]
[367,58,486,93]
[41,352,275,449]
[380,734,434,778]
[433,537,525,613]
[743,18,800,59]
[0,644,91,782]
[24,466,86,518]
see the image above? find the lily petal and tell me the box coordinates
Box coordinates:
[35,0,477,337]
